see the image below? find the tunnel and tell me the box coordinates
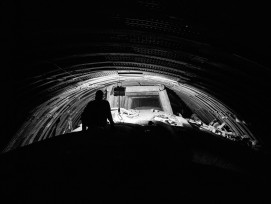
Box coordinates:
[1,1,271,203]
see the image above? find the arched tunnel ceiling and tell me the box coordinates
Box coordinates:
[2,0,271,151]
[4,72,257,151]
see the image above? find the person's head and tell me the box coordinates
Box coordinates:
[95,90,104,100]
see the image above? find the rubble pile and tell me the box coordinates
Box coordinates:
[188,114,255,147]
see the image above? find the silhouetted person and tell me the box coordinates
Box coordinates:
[81,90,115,131]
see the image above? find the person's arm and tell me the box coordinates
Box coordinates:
[82,123,87,131]
[106,101,115,127]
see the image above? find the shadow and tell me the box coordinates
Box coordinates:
[0,123,270,203]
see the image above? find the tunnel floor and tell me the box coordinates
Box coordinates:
[0,124,269,203]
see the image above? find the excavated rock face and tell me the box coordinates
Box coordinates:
[2,0,271,151]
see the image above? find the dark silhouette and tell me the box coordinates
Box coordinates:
[81,90,114,131]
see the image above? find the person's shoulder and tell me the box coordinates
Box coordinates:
[85,100,95,107]
[102,99,110,103]
[101,100,110,105]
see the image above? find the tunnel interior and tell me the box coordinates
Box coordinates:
[1,0,271,203]
[4,72,258,152]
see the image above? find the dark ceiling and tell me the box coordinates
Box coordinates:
[1,0,271,150]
